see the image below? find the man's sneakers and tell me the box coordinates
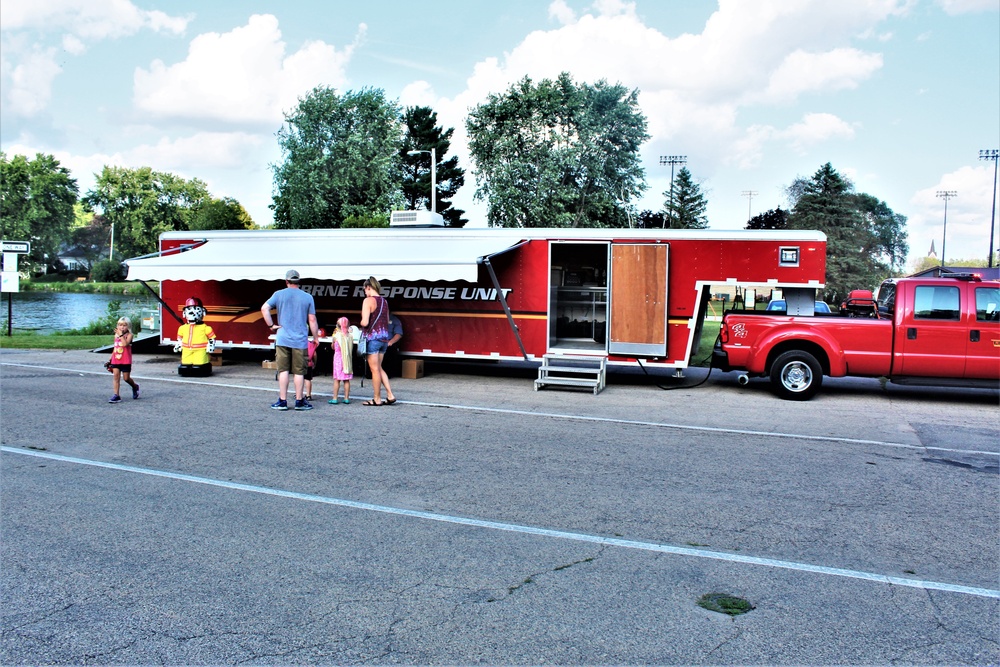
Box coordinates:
[132,384,141,400]
[108,394,122,403]
[270,398,313,411]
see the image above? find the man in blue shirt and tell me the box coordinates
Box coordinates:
[260,269,319,411]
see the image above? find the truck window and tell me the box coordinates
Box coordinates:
[913,285,960,320]
[976,287,1000,322]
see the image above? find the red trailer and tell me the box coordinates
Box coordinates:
[125,227,826,370]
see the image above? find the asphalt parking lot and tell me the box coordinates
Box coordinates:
[1,347,998,665]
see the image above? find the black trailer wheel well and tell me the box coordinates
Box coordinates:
[765,340,830,376]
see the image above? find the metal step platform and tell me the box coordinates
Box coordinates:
[534,353,607,395]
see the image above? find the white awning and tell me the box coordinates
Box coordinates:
[125,229,527,283]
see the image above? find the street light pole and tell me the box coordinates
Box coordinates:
[980,149,999,268]
[741,190,758,223]
[936,190,957,270]
[659,155,686,228]
[407,148,437,214]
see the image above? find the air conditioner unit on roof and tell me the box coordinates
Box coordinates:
[390,210,445,227]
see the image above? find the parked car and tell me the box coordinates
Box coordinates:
[765,299,832,313]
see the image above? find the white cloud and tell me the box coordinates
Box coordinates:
[761,48,883,103]
[0,0,189,118]
[125,132,265,171]
[780,113,857,152]
[1,45,62,116]
[548,0,576,25]
[0,0,189,41]
[133,14,362,126]
[936,0,999,15]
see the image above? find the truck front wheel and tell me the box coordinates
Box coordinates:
[770,350,823,400]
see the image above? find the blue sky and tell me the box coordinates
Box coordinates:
[2,0,998,269]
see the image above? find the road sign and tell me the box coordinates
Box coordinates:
[2,240,30,253]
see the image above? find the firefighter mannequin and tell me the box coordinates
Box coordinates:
[174,297,217,376]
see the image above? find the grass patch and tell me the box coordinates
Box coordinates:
[0,333,108,350]
[697,592,754,616]
[691,319,721,367]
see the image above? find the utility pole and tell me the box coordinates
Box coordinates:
[980,149,999,268]
[936,190,957,269]
[659,155,686,228]
[741,190,758,223]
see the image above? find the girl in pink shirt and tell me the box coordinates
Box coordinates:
[108,317,140,403]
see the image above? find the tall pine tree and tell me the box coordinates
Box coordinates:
[401,107,466,227]
[664,167,708,228]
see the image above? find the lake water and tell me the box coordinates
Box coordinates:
[1,291,160,334]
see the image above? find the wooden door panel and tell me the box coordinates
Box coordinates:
[609,244,667,355]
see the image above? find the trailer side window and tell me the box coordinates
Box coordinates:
[976,287,1000,322]
[913,286,960,320]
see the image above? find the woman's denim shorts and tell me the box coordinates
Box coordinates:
[367,338,389,354]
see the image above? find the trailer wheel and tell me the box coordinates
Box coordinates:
[770,350,822,400]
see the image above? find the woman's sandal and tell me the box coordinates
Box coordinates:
[385,398,397,405]
[363,399,383,406]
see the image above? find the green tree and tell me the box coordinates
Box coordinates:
[637,210,666,229]
[786,163,908,301]
[466,72,649,228]
[746,207,788,230]
[852,193,909,275]
[272,86,404,229]
[663,167,708,229]
[83,166,209,259]
[69,212,112,275]
[189,197,256,231]
[402,106,467,227]
[0,152,78,274]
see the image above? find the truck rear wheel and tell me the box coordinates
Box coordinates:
[770,350,823,400]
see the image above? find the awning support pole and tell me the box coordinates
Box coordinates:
[138,280,185,325]
[482,256,529,361]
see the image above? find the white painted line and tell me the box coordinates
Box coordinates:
[4,446,998,600]
[2,361,998,458]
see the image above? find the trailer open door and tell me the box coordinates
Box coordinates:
[608,243,668,356]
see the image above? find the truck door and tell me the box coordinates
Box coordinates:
[966,284,1000,379]
[608,243,668,356]
[897,283,966,377]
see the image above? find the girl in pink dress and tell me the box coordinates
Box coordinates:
[329,317,354,404]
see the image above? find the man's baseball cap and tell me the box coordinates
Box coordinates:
[285,269,300,283]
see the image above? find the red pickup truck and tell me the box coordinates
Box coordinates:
[712,274,1000,400]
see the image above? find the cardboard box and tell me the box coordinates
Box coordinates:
[402,359,424,379]
[262,360,277,370]
[210,352,223,367]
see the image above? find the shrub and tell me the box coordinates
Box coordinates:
[91,259,126,283]
[342,212,389,228]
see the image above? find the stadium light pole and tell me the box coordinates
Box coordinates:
[936,190,957,269]
[980,149,999,268]
[407,148,436,214]
[659,155,686,228]
[741,190,758,223]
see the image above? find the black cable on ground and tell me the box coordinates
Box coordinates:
[636,335,719,391]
